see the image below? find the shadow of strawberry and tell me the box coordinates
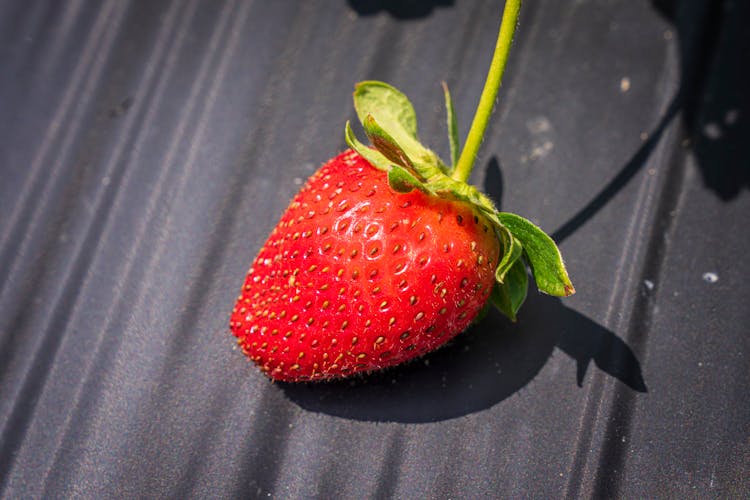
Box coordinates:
[280,292,645,423]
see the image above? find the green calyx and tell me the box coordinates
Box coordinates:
[345,81,574,322]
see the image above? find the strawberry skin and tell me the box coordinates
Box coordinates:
[230,149,500,382]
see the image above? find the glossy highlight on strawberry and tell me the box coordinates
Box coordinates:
[231,150,500,381]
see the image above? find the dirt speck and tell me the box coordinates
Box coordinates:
[620,77,631,92]
[724,109,740,126]
[703,122,722,140]
[526,116,551,134]
[702,272,719,283]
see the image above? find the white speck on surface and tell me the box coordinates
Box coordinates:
[528,141,554,161]
[702,272,719,283]
[724,109,740,125]
[620,77,631,92]
[293,177,303,185]
[526,116,551,134]
[102,176,111,186]
[640,132,648,141]
[703,122,722,140]
[423,359,430,367]
[644,280,654,291]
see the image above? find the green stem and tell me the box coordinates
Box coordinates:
[452,0,521,183]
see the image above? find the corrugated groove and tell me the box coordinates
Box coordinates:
[0,1,130,489]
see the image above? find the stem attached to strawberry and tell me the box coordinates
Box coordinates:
[344,0,574,322]
[452,0,521,184]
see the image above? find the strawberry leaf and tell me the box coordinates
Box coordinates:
[361,113,447,183]
[344,121,391,172]
[491,258,529,322]
[497,212,575,297]
[354,81,418,138]
[362,114,416,170]
[354,82,450,178]
[495,225,523,284]
[442,82,460,169]
[387,165,429,193]
[347,120,429,195]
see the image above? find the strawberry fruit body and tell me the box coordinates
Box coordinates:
[231,149,500,381]
[230,81,573,382]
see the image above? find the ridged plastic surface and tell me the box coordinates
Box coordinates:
[1,0,748,497]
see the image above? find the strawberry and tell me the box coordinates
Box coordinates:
[230,80,574,382]
[231,149,500,381]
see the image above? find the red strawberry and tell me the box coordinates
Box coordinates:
[231,149,499,381]
[230,81,573,382]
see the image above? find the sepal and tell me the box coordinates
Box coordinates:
[347,81,575,321]
[344,121,391,172]
[490,258,529,322]
[497,212,575,297]
[442,82,460,169]
[495,226,523,284]
[387,165,429,194]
